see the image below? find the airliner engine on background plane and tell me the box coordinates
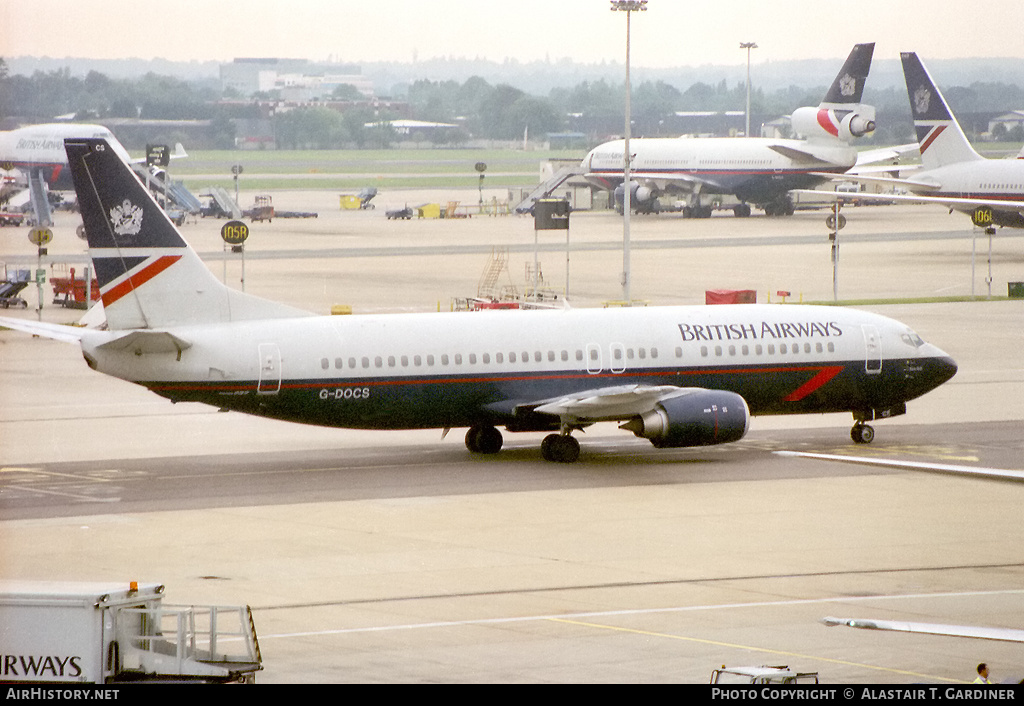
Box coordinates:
[0,138,958,463]
[582,43,877,218]
[806,53,1024,228]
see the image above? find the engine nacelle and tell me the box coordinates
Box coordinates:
[621,390,749,448]
[791,105,876,142]
[613,182,656,203]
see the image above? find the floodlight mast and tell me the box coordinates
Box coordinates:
[740,42,758,137]
[610,0,647,305]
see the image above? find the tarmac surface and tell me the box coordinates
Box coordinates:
[1,189,1023,683]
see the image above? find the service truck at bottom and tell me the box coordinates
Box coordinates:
[0,580,262,683]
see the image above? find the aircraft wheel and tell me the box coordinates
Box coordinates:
[541,434,580,463]
[733,204,751,218]
[466,425,503,454]
[851,423,874,444]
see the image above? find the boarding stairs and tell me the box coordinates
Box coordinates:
[208,186,243,219]
[28,172,54,227]
[513,165,584,214]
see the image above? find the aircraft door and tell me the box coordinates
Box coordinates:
[609,342,626,374]
[257,343,282,394]
[861,325,882,374]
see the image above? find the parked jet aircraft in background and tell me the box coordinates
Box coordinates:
[0,123,186,226]
[0,123,134,191]
[582,43,877,218]
[0,138,958,462]
[809,53,1024,229]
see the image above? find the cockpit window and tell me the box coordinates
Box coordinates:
[900,330,925,348]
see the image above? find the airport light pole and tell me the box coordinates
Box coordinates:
[740,42,757,137]
[611,0,647,305]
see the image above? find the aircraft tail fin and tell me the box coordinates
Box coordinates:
[819,42,874,108]
[791,44,875,143]
[900,52,984,170]
[65,138,309,331]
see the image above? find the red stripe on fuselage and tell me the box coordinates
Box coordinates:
[782,365,844,401]
[100,255,181,307]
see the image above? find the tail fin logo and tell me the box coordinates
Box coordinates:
[110,199,143,237]
[913,87,931,116]
[839,74,857,98]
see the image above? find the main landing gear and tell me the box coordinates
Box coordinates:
[851,422,875,444]
[465,425,502,455]
[464,424,582,463]
[541,431,580,464]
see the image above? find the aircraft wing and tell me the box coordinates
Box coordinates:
[0,317,192,357]
[766,144,841,165]
[628,171,718,192]
[520,384,698,423]
[793,188,1024,213]
[0,316,87,344]
[854,143,920,167]
[821,617,1024,643]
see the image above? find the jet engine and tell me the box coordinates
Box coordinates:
[620,390,750,448]
[613,182,658,213]
[791,105,876,142]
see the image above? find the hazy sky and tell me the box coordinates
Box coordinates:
[4,0,1024,68]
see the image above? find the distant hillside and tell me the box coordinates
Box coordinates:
[8,55,1024,97]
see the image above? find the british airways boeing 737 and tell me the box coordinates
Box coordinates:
[0,138,957,462]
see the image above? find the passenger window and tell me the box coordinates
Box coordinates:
[561,350,569,362]
[509,352,517,363]
[401,355,408,366]
[414,355,422,366]
[388,356,396,367]
[335,358,343,369]
[651,348,658,359]
[548,351,555,362]
[375,356,383,368]
[470,353,477,364]
[321,358,329,370]
[427,355,435,366]
[496,352,504,363]
[455,353,463,365]
[361,357,370,368]
[482,353,490,364]
[348,357,356,369]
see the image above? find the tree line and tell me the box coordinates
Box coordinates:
[3,58,1022,148]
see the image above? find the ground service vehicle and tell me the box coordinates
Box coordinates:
[0,580,262,683]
